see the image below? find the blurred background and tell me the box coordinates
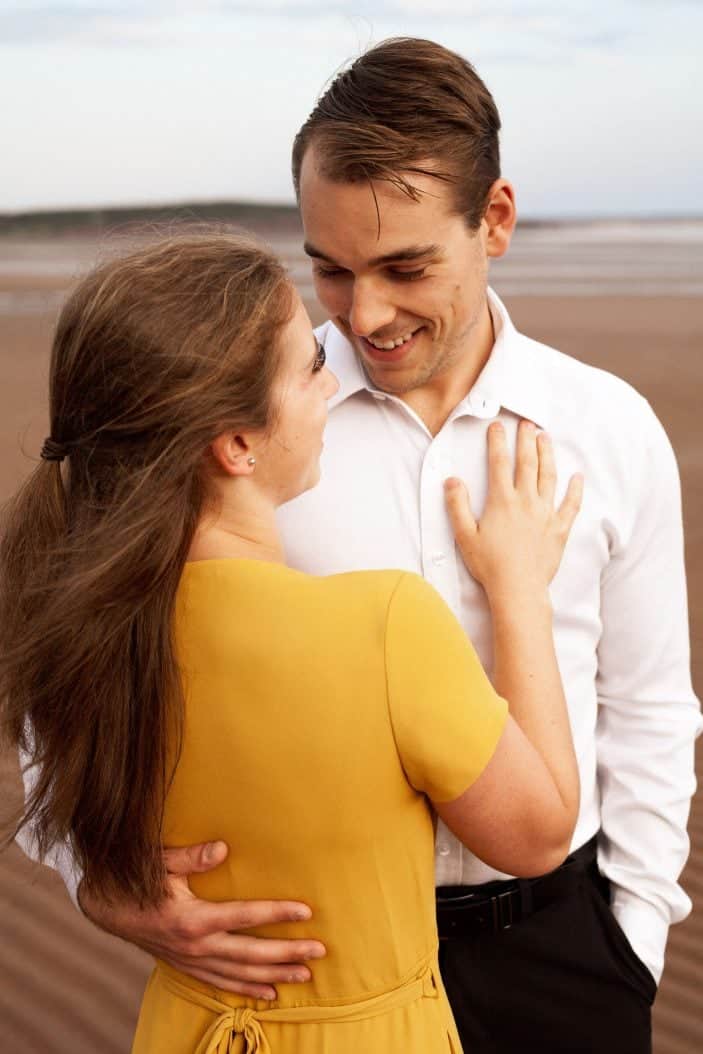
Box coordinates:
[0,2,701,1050]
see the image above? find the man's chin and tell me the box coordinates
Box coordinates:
[361,360,431,397]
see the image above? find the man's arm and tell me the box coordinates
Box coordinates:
[596,399,702,984]
[17,752,326,999]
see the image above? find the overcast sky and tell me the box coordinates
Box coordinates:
[1,0,701,218]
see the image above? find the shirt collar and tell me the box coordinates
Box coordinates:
[470,288,552,430]
[318,288,552,429]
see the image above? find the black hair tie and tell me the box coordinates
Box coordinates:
[40,437,69,463]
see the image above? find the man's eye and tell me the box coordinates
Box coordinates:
[312,343,326,372]
[315,265,346,279]
[391,269,426,282]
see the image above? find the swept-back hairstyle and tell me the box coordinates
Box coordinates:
[0,234,293,904]
[292,37,502,229]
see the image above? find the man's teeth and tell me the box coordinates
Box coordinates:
[367,331,415,350]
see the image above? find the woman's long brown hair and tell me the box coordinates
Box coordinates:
[0,234,293,905]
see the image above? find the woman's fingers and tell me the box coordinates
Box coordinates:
[536,430,557,502]
[486,421,513,493]
[557,473,584,534]
[514,419,539,493]
[444,476,477,552]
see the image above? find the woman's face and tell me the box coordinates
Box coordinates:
[259,297,339,505]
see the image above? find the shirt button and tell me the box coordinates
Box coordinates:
[432,552,447,566]
[438,844,451,857]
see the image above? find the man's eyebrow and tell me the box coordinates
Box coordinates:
[303,242,441,266]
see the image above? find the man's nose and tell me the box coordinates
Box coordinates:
[347,278,394,337]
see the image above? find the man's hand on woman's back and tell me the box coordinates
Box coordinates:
[77,840,326,1000]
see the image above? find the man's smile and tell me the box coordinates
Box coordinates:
[357,327,424,365]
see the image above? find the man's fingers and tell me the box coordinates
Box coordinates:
[206,933,327,966]
[557,473,584,533]
[194,898,315,934]
[162,841,229,876]
[168,954,313,985]
[444,477,477,548]
[162,958,278,1001]
[514,419,538,492]
[536,431,557,502]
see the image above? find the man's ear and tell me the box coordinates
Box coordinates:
[483,179,517,260]
[209,432,257,477]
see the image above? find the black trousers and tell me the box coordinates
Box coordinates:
[438,865,657,1054]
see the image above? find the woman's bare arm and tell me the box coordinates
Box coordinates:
[435,420,582,876]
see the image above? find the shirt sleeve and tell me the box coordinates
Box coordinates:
[384,572,508,803]
[596,398,702,984]
[15,741,82,909]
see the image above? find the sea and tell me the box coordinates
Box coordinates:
[1,218,702,318]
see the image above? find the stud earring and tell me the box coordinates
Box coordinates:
[247,456,256,467]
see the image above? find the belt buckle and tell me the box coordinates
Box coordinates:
[492,890,515,931]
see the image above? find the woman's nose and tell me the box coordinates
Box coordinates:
[325,367,340,399]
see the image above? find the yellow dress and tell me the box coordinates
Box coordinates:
[132,560,507,1053]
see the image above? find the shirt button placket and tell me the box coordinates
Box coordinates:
[419,436,460,616]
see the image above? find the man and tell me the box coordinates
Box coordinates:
[20,37,700,1054]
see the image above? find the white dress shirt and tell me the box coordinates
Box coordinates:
[17,289,700,985]
[275,289,701,984]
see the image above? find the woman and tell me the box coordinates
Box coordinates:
[0,235,582,1053]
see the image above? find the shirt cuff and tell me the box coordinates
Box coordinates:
[58,860,82,910]
[14,829,83,911]
[609,891,669,986]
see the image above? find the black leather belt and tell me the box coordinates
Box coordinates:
[436,835,598,939]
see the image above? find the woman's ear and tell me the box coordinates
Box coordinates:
[209,432,257,477]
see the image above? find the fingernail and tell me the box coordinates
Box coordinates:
[293,906,311,920]
[203,841,225,864]
[444,477,459,491]
[309,946,327,959]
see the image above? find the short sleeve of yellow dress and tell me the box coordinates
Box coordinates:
[384,572,508,802]
[131,563,508,1054]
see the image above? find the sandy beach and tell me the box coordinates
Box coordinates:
[0,220,701,1053]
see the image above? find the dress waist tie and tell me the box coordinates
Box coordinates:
[156,959,441,1054]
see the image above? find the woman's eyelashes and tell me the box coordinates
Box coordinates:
[312,342,326,372]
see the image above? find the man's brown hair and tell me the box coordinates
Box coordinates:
[292,37,501,229]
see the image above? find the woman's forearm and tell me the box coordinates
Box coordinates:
[489,588,580,830]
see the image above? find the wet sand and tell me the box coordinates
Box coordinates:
[0,231,701,1053]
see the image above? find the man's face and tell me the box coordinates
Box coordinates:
[299,146,492,397]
